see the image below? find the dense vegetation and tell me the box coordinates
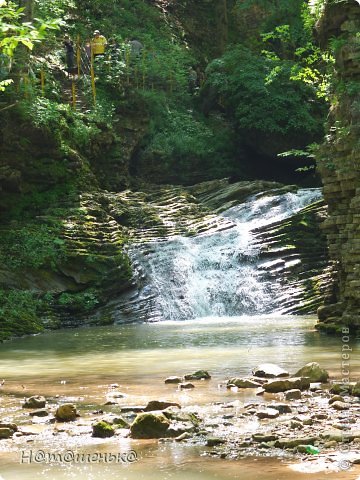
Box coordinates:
[0,0,337,340]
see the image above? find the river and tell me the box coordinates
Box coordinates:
[0,317,359,479]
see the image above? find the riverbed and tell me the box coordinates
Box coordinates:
[0,315,359,479]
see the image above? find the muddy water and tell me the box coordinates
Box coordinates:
[0,315,359,479]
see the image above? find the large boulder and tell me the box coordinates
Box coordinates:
[294,363,329,383]
[130,413,171,439]
[227,378,263,388]
[22,395,46,409]
[252,364,289,378]
[264,377,310,393]
[55,404,77,422]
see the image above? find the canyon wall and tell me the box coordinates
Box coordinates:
[316,0,360,333]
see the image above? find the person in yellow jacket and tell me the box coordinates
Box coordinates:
[91,30,107,57]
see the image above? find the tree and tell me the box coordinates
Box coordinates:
[0,0,59,91]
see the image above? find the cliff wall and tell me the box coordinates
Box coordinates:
[316,0,360,333]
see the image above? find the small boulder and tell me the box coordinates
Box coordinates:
[101,415,130,428]
[294,363,329,383]
[274,437,317,449]
[144,401,181,412]
[22,395,46,409]
[55,404,77,422]
[252,433,278,442]
[130,413,170,439]
[184,371,211,381]
[227,378,263,389]
[329,395,344,404]
[252,364,289,378]
[264,377,310,393]
[256,408,280,419]
[352,382,360,397]
[0,428,14,439]
[175,432,192,442]
[0,423,17,432]
[179,383,195,390]
[331,401,350,411]
[164,376,182,384]
[29,409,49,417]
[270,403,292,414]
[324,440,338,448]
[290,420,303,430]
[285,389,302,400]
[92,421,115,438]
[329,383,352,395]
[302,417,313,426]
[106,392,125,399]
[206,437,225,447]
[112,417,130,428]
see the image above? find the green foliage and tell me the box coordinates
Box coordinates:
[138,91,236,179]
[0,289,44,342]
[0,222,66,270]
[205,46,323,135]
[0,0,60,60]
[58,289,99,313]
[22,96,111,150]
[35,0,75,19]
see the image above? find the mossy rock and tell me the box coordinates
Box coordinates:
[184,370,211,380]
[112,417,130,428]
[55,404,77,422]
[130,413,170,439]
[329,383,353,395]
[294,362,329,383]
[92,421,115,438]
[352,382,360,397]
[0,428,14,439]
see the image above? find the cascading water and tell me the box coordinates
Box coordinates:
[122,188,323,322]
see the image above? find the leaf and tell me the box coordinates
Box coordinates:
[20,38,33,50]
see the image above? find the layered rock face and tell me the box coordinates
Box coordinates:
[316,0,360,333]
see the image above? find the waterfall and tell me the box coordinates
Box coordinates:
[120,188,323,322]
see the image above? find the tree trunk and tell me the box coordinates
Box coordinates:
[17,0,34,22]
[13,0,35,88]
[217,0,228,55]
